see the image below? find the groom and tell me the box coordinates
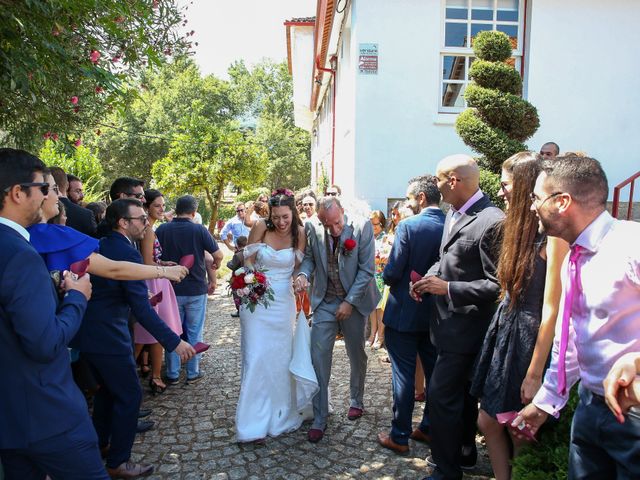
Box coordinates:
[295,196,380,443]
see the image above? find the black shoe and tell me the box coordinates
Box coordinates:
[138,408,152,418]
[186,372,205,384]
[136,419,155,433]
[165,376,180,385]
[230,311,240,317]
[460,444,477,470]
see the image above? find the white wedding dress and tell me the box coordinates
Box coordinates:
[235,244,318,442]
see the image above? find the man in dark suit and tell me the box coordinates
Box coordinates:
[49,167,97,237]
[0,149,109,479]
[71,198,195,479]
[377,174,445,454]
[413,155,504,480]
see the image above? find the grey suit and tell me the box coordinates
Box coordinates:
[426,194,504,480]
[298,214,380,429]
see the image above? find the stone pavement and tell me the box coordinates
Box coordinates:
[132,292,494,480]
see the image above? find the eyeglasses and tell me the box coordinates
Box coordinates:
[371,221,381,226]
[326,191,338,196]
[124,215,148,223]
[303,203,315,206]
[126,192,145,199]
[236,209,245,213]
[530,191,563,207]
[3,182,50,195]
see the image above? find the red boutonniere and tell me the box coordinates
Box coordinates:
[342,238,357,256]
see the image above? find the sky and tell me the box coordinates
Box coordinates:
[181,0,316,79]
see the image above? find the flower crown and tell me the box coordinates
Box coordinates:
[271,188,294,198]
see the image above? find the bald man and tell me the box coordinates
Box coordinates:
[412,155,504,480]
[540,142,560,160]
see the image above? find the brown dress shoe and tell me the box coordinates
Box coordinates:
[107,462,154,479]
[377,432,409,454]
[410,428,431,443]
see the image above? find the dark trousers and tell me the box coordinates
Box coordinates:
[428,350,478,480]
[569,384,640,479]
[82,352,142,469]
[0,416,108,480]
[385,326,437,445]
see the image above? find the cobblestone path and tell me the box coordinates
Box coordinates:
[131,292,494,479]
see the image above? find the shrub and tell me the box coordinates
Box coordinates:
[456,31,539,173]
[512,385,579,480]
[479,168,504,210]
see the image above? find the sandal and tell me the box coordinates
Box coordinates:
[140,363,151,378]
[149,377,166,395]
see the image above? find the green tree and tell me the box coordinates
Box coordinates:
[152,119,267,233]
[455,31,539,172]
[256,115,311,191]
[1,0,190,149]
[93,57,234,183]
[39,140,107,202]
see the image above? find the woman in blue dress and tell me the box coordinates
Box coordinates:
[28,171,188,283]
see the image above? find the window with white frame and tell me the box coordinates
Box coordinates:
[440,0,524,113]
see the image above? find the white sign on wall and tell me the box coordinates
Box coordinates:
[358,43,378,75]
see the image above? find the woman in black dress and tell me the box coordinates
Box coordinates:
[471,152,568,480]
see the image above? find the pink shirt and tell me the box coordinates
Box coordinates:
[533,211,640,417]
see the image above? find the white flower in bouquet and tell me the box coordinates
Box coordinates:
[244,273,255,283]
[234,267,246,276]
[240,287,251,296]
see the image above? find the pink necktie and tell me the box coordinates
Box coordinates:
[557,245,585,395]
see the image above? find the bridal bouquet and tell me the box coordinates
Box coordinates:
[229,266,274,313]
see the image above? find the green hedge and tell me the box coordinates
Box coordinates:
[512,386,579,480]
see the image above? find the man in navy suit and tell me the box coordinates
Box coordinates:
[377,175,445,454]
[0,149,109,479]
[413,155,504,480]
[71,199,195,479]
[49,166,97,237]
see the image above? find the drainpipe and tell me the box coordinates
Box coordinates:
[316,55,337,184]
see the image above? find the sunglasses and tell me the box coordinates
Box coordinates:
[303,203,315,206]
[326,192,338,196]
[4,182,50,195]
[236,209,245,213]
[126,192,145,199]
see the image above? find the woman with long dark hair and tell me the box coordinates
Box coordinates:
[235,189,318,443]
[471,152,568,479]
[133,189,184,394]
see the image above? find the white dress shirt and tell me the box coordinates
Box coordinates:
[533,211,640,417]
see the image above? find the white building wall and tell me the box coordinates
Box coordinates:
[350,0,471,212]
[290,26,315,131]
[526,0,640,194]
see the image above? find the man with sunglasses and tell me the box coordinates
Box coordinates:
[71,198,196,478]
[0,149,109,479]
[220,201,250,250]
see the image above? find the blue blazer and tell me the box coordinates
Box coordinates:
[71,232,180,355]
[0,224,89,449]
[382,208,445,332]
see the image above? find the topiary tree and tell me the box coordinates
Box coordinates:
[456,31,539,173]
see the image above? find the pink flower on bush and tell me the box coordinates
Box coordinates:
[90,50,101,64]
[43,132,51,140]
[74,138,82,147]
[70,96,78,105]
[52,133,59,141]
[95,86,104,94]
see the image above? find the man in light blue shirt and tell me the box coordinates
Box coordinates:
[220,202,250,250]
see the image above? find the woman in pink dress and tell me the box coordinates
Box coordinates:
[134,190,183,394]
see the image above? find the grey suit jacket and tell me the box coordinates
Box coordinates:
[299,214,380,317]
[427,194,504,354]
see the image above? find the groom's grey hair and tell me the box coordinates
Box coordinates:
[317,196,343,212]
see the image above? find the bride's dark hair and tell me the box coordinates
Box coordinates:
[266,190,302,248]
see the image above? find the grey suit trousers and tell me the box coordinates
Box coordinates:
[310,297,367,429]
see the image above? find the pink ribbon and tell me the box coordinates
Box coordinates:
[557,245,584,395]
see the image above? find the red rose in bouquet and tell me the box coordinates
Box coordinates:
[230,272,246,290]
[228,266,274,313]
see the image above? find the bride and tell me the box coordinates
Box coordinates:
[235,189,318,443]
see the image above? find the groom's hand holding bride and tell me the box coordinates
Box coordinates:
[294,273,309,292]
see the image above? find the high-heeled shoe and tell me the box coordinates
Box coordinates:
[149,377,166,395]
[140,363,151,378]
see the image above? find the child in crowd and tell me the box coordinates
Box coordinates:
[227,235,248,318]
